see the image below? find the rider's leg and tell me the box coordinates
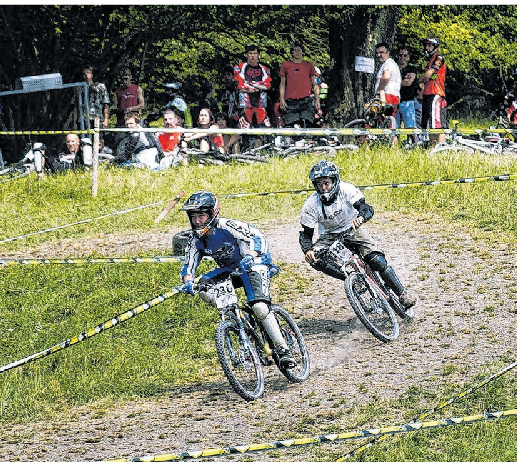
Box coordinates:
[364,252,416,309]
[241,264,296,368]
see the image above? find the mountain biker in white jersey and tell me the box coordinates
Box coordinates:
[299,160,417,312]
[180,190,296,369]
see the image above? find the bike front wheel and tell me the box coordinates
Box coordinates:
[271,305,310,383]
[215,318,265,401]
[344,273,399,343]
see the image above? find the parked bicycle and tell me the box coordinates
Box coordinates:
[343,97,397,147]
[187,273,310,401]
[429,120,517,156]
[314,230,413,343]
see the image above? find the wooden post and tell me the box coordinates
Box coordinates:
[92,117,100,197]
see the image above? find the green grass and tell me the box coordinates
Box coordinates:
[1,134,517,459]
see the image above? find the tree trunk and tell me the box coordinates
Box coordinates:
[327,6,399,126]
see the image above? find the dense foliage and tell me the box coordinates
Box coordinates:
[1,5,516,158]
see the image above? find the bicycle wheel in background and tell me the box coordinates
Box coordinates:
[214,318,265,401]
[270,305,310,383]
[343,119,369,146]
[344,272,399,343]
[428,144,475,155]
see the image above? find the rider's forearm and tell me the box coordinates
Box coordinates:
[353,198,374,222]
[299,226,315,254]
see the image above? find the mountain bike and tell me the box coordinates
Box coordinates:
[189,273,310,401]
[241,136,358,161]
[343,97,397,147]
[0,159,35,182]
[429,120,517,156]
[314,231,411,343]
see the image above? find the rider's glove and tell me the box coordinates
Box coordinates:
[239,254,256,272]
[181,280,195,295]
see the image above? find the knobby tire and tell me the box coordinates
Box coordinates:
[214,318,264,401]
[344,272,399,343]
[271,305,310,383]
[429,144,475,156]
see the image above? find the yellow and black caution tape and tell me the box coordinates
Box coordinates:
[0,130,90,135]
[1,173,516,245]
[337,358,517,460]
[0,200,167,245]
[93,409,517,462]
[2,127,516,136]
[223,173,517,199]
[0,285,183,374]
[0,256,184,267]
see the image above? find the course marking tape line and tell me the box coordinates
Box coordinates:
[0,285,183,374]
[337,357,517,460]
[222,173,517,199]
[1,127,515,136]
[93,409,517,462]
[0,200,167,245]
[2,173,516,246]
[0,256,185,267]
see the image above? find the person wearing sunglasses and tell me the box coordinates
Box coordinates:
[113,69,146,127]
[396,47,421,146]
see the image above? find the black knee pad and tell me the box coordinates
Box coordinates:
[365,252,387,272]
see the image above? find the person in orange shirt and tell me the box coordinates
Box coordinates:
[419,37,447,145]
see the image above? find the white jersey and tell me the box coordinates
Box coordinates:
[374,58,401,98]
[300,182,364,235]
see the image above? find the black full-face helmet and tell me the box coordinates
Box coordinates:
[423,37,440,58]
[309,160,341,205]
[181,190,220,238]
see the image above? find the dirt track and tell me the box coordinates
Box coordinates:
[1,212,516,462]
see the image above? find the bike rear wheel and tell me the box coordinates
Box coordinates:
[429,144,475,155]
[215,318,264,401]
[344,272,399,343]
[271,305,310,383]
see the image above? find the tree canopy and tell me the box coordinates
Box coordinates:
[0,5,516,159]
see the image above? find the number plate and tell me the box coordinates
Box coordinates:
[207,279,239,310]
[328,240,353,265]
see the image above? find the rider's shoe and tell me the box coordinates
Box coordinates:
[399,290,417,310]
[276,346,296,369]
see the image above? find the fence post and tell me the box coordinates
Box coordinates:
[91,118,100,197]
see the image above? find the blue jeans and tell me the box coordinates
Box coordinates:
[396,99,417,129]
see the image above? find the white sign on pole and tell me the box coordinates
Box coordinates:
[355,56,375,74]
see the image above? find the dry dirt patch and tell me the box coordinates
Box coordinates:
[1,212,516,462]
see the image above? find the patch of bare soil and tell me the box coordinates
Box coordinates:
[1,212,516,462]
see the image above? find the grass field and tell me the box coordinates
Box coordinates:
[1,125,517,460]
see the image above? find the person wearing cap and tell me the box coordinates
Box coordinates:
[113,69,145,127]
[418,37,447,145]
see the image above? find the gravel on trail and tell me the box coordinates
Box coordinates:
[1,211,516,462]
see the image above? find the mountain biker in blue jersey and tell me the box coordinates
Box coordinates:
[299,160,417,312]
[180,190,296,369]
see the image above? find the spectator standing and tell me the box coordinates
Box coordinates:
[419,37,447,145]
[396,46,420,145]
[73,65,110,130]
[374,43,401,117]
[113,69,145,127]
[215,112,239,154]
[234,44,272,149]
[278,42,320,128]
[219,66,239,126]
[157,108,187,168]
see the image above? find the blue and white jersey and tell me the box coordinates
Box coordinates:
[180,217,272,279]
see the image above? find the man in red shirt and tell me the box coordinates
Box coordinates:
[158,108,187,168]
[419,37,447,145]
[114,69,145,127]
[279,42,320,127]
